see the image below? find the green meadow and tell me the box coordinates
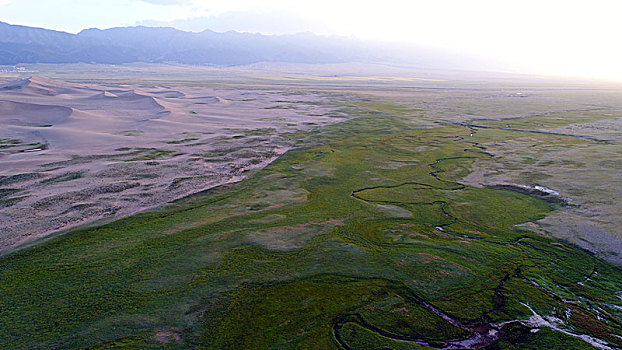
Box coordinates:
[1,97,621,349]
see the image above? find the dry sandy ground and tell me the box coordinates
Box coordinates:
[0,76,346,252]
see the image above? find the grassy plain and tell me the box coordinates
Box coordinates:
[1,66,621,349]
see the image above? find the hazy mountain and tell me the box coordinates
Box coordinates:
[0,21,500,70]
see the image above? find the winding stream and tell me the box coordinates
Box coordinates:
[340,132,613,349]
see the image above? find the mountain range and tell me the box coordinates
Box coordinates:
[0,21,498,70]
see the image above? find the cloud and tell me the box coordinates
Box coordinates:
[0,0,12,5]
[138,0,191,5]
[138,10,327,34]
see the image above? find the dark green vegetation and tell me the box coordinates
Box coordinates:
[164,138,200,145]
[124,148,178,162]
[40,171,85,185]
[0,138,48,154]
[38,148,180,167]
[0,138,20,148]
[225,128,277,137]
[1,101,621,349]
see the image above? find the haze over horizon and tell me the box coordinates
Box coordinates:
[1,0,622,81]
[3,2,622,349]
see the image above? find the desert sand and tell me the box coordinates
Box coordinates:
[0,76,345,252]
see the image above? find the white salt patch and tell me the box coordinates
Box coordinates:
[520,303,613,350]
[534,185,560,196]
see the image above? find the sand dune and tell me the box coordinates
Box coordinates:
[1,76,89,96]
[78,90,166,112]
[0,100,73,126]
[148,90,186,98]
[0,77,29,91]
[0,75,344,253]
[186,96,223,104]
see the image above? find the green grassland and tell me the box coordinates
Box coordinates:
[473,110,620,132]
[1,97,621,349]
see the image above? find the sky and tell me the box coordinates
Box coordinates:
[1,0,622,80]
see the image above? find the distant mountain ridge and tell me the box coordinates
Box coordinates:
[0,21,498,70]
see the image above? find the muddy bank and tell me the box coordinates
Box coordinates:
[490,184,569,206]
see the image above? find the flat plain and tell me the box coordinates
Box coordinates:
[0,64,621,349]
